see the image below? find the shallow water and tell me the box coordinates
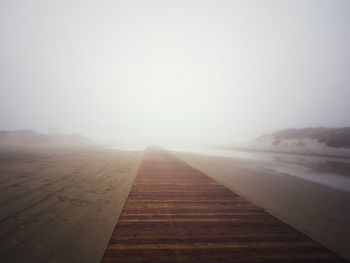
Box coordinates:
[168,146,350,193]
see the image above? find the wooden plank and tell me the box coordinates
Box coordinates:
[101,149,347,262]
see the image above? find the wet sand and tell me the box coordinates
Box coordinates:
[174,151,350,261]
[0,145,143,263]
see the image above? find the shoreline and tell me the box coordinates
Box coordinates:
[174,151,350,261]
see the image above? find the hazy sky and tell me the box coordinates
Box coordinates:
[1,0,350,144]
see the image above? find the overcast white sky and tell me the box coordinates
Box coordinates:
[1,0,350,145]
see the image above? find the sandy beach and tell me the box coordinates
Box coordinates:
[174,151,350,261]
[0,145,143,263]
[1,145,349,262]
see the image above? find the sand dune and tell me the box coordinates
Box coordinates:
[237,127,350,157]
[0,130,91,147]
[0,145,143,263]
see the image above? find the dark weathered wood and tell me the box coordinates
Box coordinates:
[101,149,347,262]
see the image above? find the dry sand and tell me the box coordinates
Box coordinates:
[0,145,143,263]
[174,151,350,261]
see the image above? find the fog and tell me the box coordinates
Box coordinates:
[1,0,350,145]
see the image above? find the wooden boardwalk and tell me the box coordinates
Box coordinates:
[101,149,347,262]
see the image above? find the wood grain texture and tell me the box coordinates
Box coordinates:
[102,149,347,263]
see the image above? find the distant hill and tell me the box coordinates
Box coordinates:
[239,127,350,157]
[0,130,91,147]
